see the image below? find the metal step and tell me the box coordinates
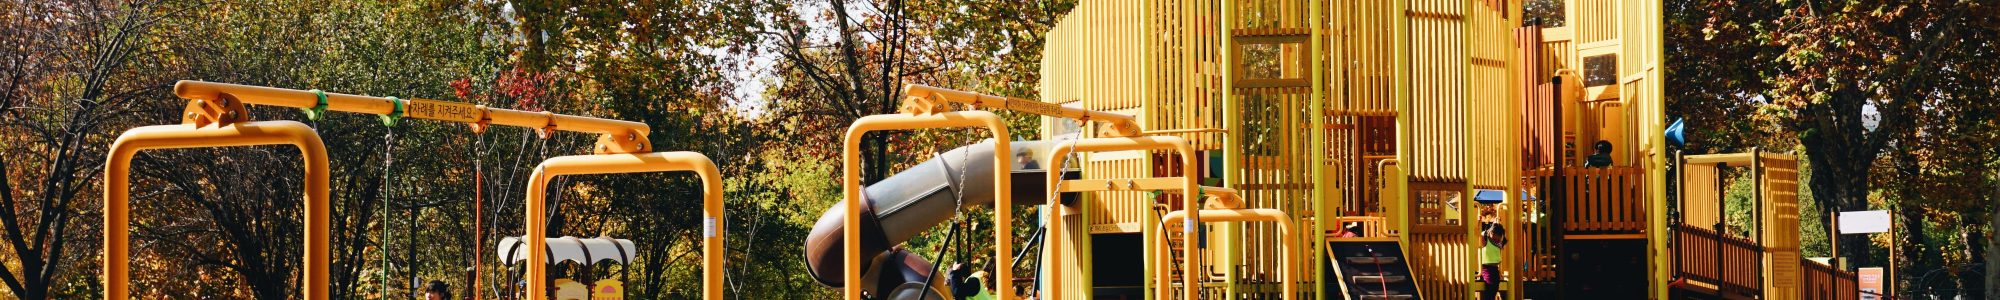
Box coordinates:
[1351,275,1409,284]
[1344,256,1402,265]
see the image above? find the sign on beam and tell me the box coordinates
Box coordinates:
[1839,210,1892,234]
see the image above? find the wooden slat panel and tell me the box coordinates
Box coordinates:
[1403,0,1468,182]
[1468,1,1513,189]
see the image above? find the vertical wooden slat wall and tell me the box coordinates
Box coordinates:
[1330,0,1397,116]
[1678,163,1719,228]
[1467,1,1515,190]
[1153,0,1227,150]
[1761,155,1802,300]
[1403,0,1468,183]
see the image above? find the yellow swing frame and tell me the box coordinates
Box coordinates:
[104,81,724,300]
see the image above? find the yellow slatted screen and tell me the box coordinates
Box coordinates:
[1679,163,1719,228]
[1572,0,1617,45]
[1405,0,1468,182]
[1468,1,1514,190]
[1151,0,1227,150]
[1762,155,1801,299]
[1331,0,1397,116]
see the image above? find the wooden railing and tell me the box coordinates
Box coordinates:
[1522,167,1647,234]
[1515,214,1558,282]
[1801,258,1859,300]
[1323,216,1390,238]
[1673,224,1764,294]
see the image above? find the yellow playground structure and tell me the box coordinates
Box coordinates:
[807,0,1855,299]
[103,82,725,300]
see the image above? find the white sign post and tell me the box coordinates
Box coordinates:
[1838,210,1891,234]
[1835,210,1895,297]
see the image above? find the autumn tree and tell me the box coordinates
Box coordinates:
[0,0,179,298]
[1669,0,2000,295]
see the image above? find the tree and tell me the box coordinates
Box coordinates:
[0,0,176,298]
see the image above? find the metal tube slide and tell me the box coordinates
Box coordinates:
[805,140,1071,290]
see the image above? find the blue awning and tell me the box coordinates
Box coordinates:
[1474,189,1506,204]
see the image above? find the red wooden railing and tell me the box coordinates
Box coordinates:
[1673,224,1764,294]
[1522,167,1648,233]
[1801,258,1860,300]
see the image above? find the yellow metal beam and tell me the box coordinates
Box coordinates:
[520,152,725,300]
[173,81,654,153]
[1055,178,1241,209]
[103,121,330,300]
[842,111,1013,300]
[901,84,1143,137]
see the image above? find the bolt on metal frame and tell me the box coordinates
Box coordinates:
[105,81,723,300]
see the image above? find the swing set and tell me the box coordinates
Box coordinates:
[102,81,726,300]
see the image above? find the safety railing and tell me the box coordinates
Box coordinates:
[1673,224,1764,294]
[1522,166,1647,233]
[1801,258,1859,300]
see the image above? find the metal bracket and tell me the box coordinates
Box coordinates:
[899,94,953,115]
[592,128,650,154]
[182,93,250,127]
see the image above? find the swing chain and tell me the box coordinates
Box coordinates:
[379,125,398,298]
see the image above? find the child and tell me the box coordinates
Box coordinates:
[1478,206,1507,300]
[424,280,452,300]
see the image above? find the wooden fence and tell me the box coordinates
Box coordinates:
[1800,258,1859,300]
[1673,223,1764,295]
[1521,167,1647,233]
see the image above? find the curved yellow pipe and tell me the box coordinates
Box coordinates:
[520,152,725,300]
[1043,135,1199,300]
[841,111,1012,300]
[103,121,330,300]
[1156,209,1298,300]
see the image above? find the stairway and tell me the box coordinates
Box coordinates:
[1325,240,1421,300]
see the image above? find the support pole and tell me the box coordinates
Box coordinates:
[521,152,726,300]
[841,111,1012,300]
[1041,136,1205,300]
[104,121,330,300]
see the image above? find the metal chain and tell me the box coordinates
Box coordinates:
[379,127,397,299]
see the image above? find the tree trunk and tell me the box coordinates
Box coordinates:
[1985,208,1997,299]
[1805,153,1874,269]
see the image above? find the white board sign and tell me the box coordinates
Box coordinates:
[1838,210,1891,234]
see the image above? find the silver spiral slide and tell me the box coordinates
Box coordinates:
[803,140,1073,299]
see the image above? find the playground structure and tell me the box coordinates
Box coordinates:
[102,81,725,300]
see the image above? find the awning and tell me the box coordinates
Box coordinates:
[496,236,637,265]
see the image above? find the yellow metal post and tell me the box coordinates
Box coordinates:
[103,121,330,300]
[1156,209,1299,300]
[1041,136,1203,300]
[841,111,1012,300]
[117,81,689,299]
[519,152,726,300]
